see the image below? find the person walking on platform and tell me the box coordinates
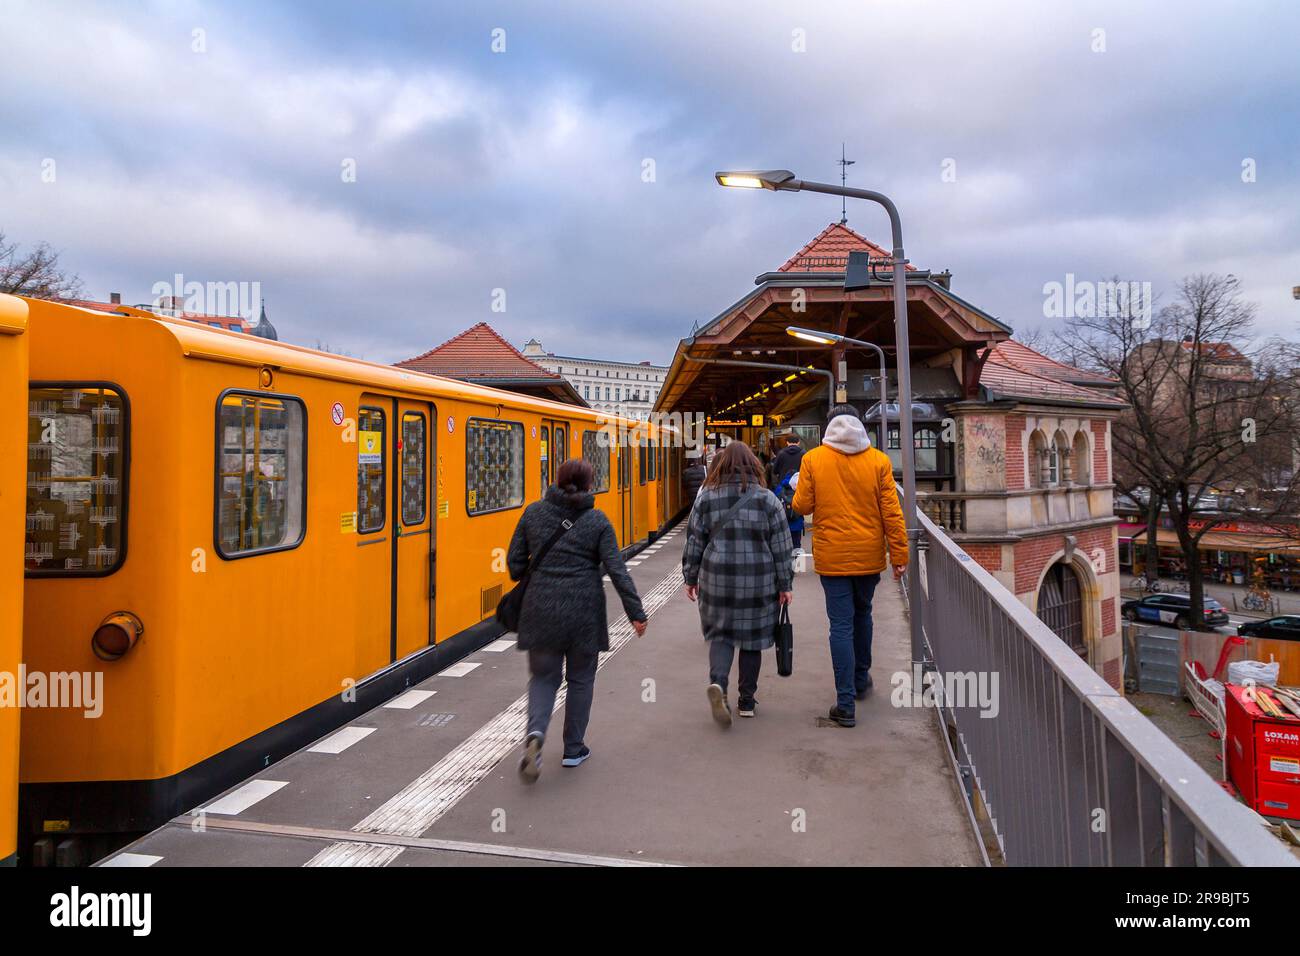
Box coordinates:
[770,431,804,485]
[508,458,648,782]
[682,442,793,726]
[791,405,908,728]
[682,452,707,504]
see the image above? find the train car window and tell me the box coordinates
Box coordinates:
[467,418,524,515]
[648,440,658,482]
[216,391,306,558]
[25,384,129,575]
[638,441,647,486]
[553,427,566,470]
[581,429,610,494]
[357,406,387,533]
[540,425,550,495]
[401,412,427,525]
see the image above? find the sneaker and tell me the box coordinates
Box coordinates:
[828,706,857,728]
[737,700,756,718]
[707,683,733,727]
[561,746,592,768]
[855,673,874,701]
[518,733,543,783]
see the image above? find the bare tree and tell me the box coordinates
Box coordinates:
[0,230,84,300]
[1065,274,1299,628]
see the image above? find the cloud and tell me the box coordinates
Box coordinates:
[0,0,1296,362]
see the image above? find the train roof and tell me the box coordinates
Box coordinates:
[17,293,672,433]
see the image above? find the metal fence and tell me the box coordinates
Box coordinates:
[912,508,1296,866]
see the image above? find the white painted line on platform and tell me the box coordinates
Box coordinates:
[305,841,405,867]
[626,560,643,566]
[385,689,437,710]
[203,779,288,816]
[101,852,162,867]
[438,662,481,678]
[309,726,376,754]
[482,639,516,652]
[351,566,685,839]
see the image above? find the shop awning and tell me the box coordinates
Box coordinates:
[1125,527,1300,556]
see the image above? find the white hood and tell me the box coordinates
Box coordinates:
[822,414,871,455]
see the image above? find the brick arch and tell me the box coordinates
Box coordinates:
[1030,548,1103,665]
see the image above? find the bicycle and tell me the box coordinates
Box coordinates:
[1130,575,1161,593]
[1242,588,1271,612]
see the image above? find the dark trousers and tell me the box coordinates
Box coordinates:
[819,574,881,711]
[526,647,598,757]
[708,640,762,706]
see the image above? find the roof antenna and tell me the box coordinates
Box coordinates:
[837,142,855,225]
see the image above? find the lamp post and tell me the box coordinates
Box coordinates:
[717,169,927,674]
[786,326,889,464]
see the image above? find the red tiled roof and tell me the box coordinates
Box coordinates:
[66,298,250,332]
[778,222,918,273]
[397,322,564,382]
[980,340,1124,405]
[1180,340,1249,364]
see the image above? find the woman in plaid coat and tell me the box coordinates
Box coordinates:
[683,442,793,726]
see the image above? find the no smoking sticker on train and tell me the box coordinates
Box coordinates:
[331,401,345,426]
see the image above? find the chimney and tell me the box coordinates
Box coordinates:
[109,292,121,305]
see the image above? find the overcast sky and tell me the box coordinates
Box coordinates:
[2,0,1297,364]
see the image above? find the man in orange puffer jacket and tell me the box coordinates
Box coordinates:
[791,405,908,727]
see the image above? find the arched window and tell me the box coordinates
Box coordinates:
[1028,430,1048,488]
[1037,561,1086,658]
[1072,430,1090,484]
[1052,429,1070,484]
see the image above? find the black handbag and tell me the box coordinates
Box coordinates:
[774,604,793,677]
[495,517,574,633]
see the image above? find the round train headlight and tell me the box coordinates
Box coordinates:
[92,611,144,662]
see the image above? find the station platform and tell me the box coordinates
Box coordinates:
[102,519,981,867]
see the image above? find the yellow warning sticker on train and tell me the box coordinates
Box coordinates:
[43,820,70,833]
[340,512,357,533]
[438,499,450,518]
[358,430,382,464]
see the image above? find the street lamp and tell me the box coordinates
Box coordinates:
[785,326,888,462]
[719,167,926,675]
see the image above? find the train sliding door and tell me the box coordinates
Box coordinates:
[539,418,568,494]
[618,436,633,545]
[394,399,435,658]
[358,393,436,668]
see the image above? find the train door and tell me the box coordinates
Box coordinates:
[356,397,393,675]
[394,399,435,659]
[549,421,568,477]
[539,419,568,493]
[618,435,633,545]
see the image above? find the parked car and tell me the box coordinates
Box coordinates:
[1238,615,1300,641]
[1120,593,1230,629]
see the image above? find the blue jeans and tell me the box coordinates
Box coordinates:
[819,574,881,712]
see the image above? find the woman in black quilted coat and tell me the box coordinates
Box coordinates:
[682,442,793,727]
[507,457,647,782]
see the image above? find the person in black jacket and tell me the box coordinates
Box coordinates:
[770,431,804,484]
[681,454,706,504]
[507,457,647,782]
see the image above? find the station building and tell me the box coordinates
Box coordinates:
[522,338,668,421]
[656,222,1129,688]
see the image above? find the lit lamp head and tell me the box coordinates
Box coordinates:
[786,325,841,346]
[714,169,798,191]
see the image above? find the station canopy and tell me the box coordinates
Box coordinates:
[654,223,1013,421]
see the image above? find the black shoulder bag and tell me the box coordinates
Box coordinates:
[495,516,574,633]
[774,605,794,677]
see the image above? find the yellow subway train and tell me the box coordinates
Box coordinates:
[1,296,28,867]
[7,292,685,864]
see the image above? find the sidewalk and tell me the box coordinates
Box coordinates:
[104,523,981,867]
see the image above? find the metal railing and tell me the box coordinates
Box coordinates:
[912,507,1296,866]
